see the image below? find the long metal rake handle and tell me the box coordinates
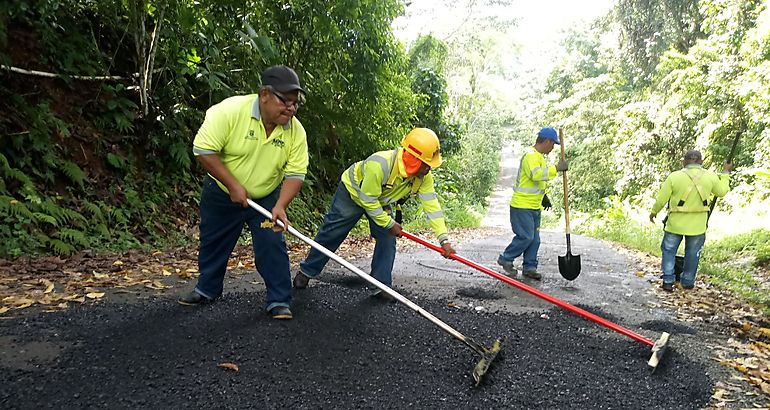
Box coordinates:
[246,199,485,353]
[401,230,656,347]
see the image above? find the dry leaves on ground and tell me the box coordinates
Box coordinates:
[620,248,770,408]
[217,362,239,372]
[0,249,200,316]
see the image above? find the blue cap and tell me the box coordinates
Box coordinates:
[537,127,560,144]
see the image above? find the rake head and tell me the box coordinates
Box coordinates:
[647,332,671,373]
[472,338,504,385]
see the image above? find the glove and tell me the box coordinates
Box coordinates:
[395,205,403,224]
[541,194,552,210]
[440,241,455,258]
[556,160,568,172]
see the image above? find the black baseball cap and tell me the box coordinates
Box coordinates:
[261,65,306,95]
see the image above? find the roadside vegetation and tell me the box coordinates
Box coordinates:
[532,0,770,313]
[0,0,507,258]
[2,1,769,315]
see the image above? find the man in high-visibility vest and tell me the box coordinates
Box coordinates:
[293,128,456,300]
[497,127,568,280]
[649,150,732,291]
[178,65,308,320]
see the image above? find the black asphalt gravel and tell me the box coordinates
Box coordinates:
[1,284,711,409]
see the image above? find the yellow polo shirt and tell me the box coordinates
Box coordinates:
[192,94,308,198]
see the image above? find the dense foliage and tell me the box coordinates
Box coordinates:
[539,0,770,214]
[0,0,498,257]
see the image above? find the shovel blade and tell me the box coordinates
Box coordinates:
[558,252,581,280]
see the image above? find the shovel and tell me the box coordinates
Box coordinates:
[401,230,671,372]
[246,199,503,385]
[557,128,581,280]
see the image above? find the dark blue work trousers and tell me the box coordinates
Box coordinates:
[299,182,397,286]
[194,176,291,312]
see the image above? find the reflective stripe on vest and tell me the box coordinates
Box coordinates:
[669,168,710,213]
[513,154,545,195]
[347,153,389,206]
[348,150,422,207]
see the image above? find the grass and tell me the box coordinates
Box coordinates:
[575,206,770,315]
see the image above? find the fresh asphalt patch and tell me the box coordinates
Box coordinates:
[641,319,699,335]
[1,284,710,409]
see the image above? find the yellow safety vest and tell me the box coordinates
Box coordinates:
[341,148,449,243]
[510,148,557,210]
[651,164,731,235]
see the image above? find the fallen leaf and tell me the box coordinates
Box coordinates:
[761,382,770,395]
[634,271,645,277]
[145,280,169,290]
[217,362,239,372]
[86,292,105,299]
[162,269,172,276]
[10,298,35,307]
[113,260,123,266]
[0,307,9,314]
[93,273,109,279]
[41,279,55,294]
[742,322,753,332]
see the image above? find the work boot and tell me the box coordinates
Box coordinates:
[681,283,694,290]
[293,271,310,289]
[269,306,293,320]
[178,291,212,306]
[496,256,517,277]
[370,289,396,303]
[522,270,542,280]
[661,282,674,292]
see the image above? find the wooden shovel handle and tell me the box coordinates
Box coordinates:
[559,128,571,235]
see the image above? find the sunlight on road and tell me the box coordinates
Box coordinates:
[481,141,519,228]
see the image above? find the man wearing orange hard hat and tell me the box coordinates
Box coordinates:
[293,128,456,300]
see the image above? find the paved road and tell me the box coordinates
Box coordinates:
[0,141,728,409]
[392,141,667,326]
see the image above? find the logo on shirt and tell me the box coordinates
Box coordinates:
[260,220,274,229]
[245,130,257,140]
[271,138,285,148]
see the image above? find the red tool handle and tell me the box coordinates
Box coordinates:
[401,231,654,347]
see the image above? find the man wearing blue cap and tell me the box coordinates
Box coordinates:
[178,65,308,320]
[497,127,568,280]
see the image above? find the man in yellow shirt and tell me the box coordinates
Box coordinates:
[497,127,568,280]
[292,128,455,300]
[178,65,309,320]
[650,150,732,291]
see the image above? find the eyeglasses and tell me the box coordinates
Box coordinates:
[271,89,304,109]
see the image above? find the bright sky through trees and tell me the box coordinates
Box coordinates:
[393,0,615,77]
